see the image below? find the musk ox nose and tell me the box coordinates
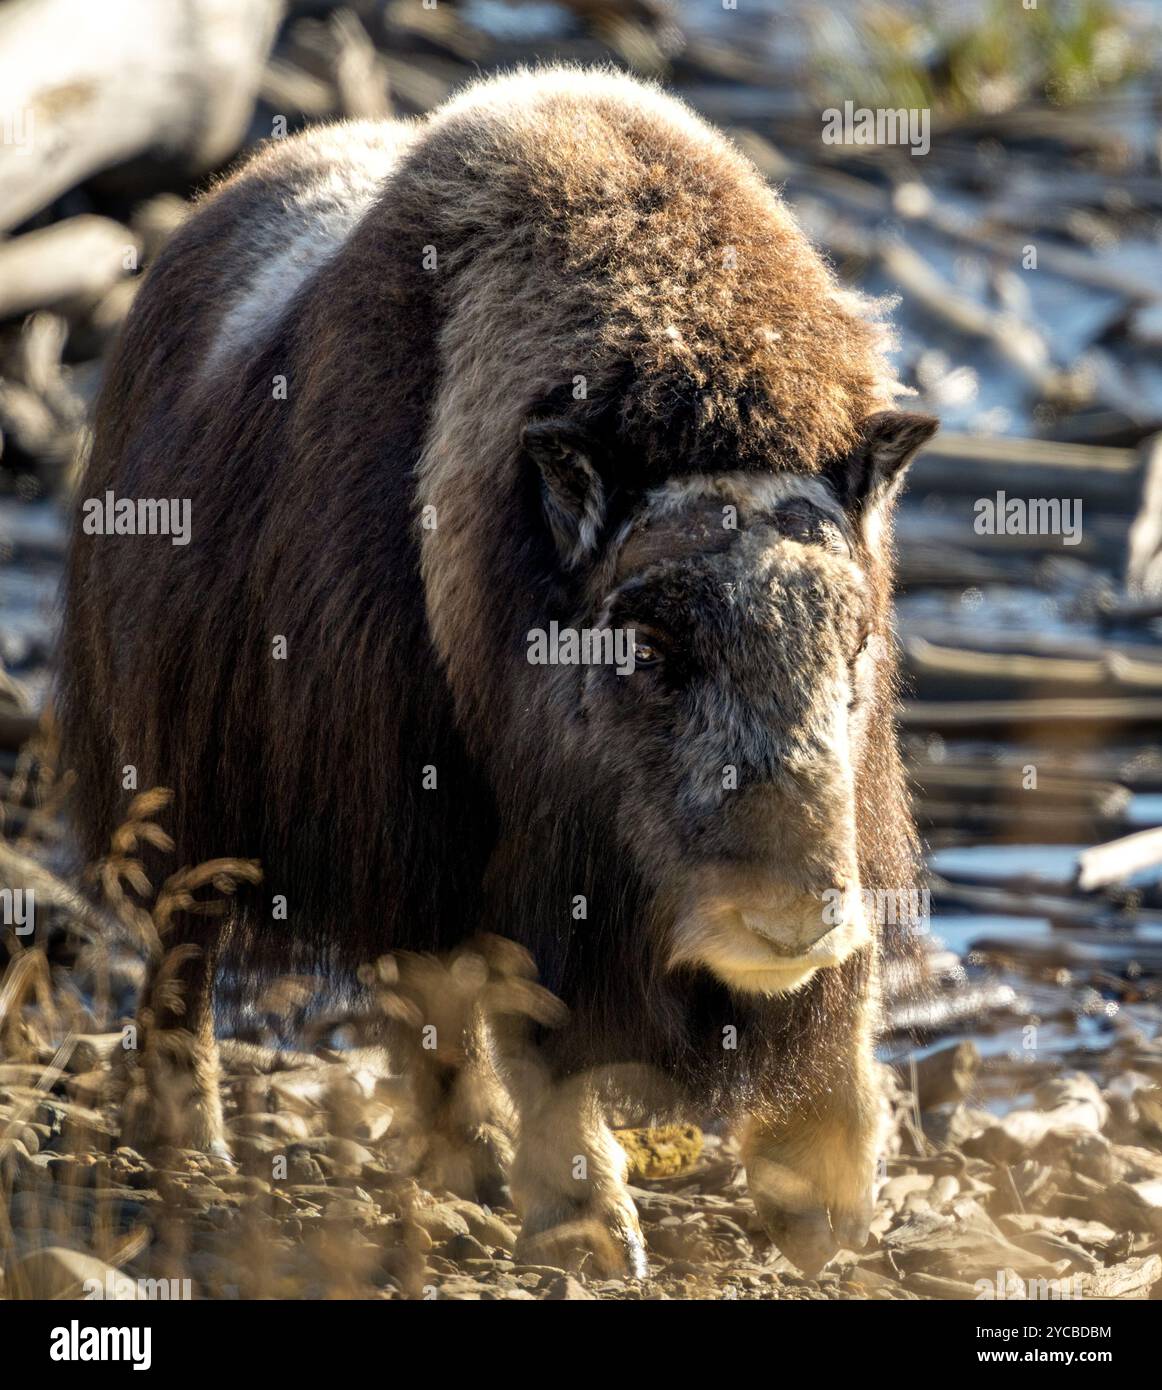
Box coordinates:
[732,883,863,957]
[740,909,839,954]
[666,866,872,995]
[666,780,870,988]
[670,863,869,959]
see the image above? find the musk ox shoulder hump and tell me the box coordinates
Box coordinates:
[405,65,902,491]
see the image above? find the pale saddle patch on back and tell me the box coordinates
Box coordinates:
[202,123,413,376]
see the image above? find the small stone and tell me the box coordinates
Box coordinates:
[412,1204,470,1243]
[545,1273,595,1300]
[442,1232,490,1262]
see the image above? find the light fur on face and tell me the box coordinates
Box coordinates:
[641,471,850,533]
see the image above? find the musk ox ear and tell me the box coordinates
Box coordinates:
[523,418,607,570]
[827,410,939,545]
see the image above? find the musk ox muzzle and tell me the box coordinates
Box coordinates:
[667,777,871,996]
[668,864,872,995]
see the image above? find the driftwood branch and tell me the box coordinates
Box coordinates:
[910,433,1142,511]
[1126,434,1162,598]
[1076,827,1162,893]
[0,217,139,319]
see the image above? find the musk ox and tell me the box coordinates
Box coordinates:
[60,66,937,1277]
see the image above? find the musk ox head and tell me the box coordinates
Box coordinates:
[523,410,937,997]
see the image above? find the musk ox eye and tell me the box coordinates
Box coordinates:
[772,502,850,556]
[632,641,662,668]
[818,520,851,555]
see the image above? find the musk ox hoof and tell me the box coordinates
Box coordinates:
[119,1068,231,1159]
[515,1201,649,1280]
[123,1110,233,1163]
[833,1196,874,1252]
[422,1123,512,1208]
[208,1138,237,1168]
[762,1192,873,1276]
[464,1122,514,1206]
[763,1207,839,1277]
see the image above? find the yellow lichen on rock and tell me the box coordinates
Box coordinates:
[615,1124,704,1180]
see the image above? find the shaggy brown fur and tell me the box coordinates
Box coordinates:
[59,66,935,1273]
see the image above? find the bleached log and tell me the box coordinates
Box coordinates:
[901,697,1162,737]
[0,0,283,234]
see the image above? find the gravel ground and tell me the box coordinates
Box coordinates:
[4,1020,1162,1301]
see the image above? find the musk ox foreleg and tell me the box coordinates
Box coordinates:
[410,1012,517,1206]
[123,928,229,1157]
[509,1076,648,1280]
[741,992,881,1275]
